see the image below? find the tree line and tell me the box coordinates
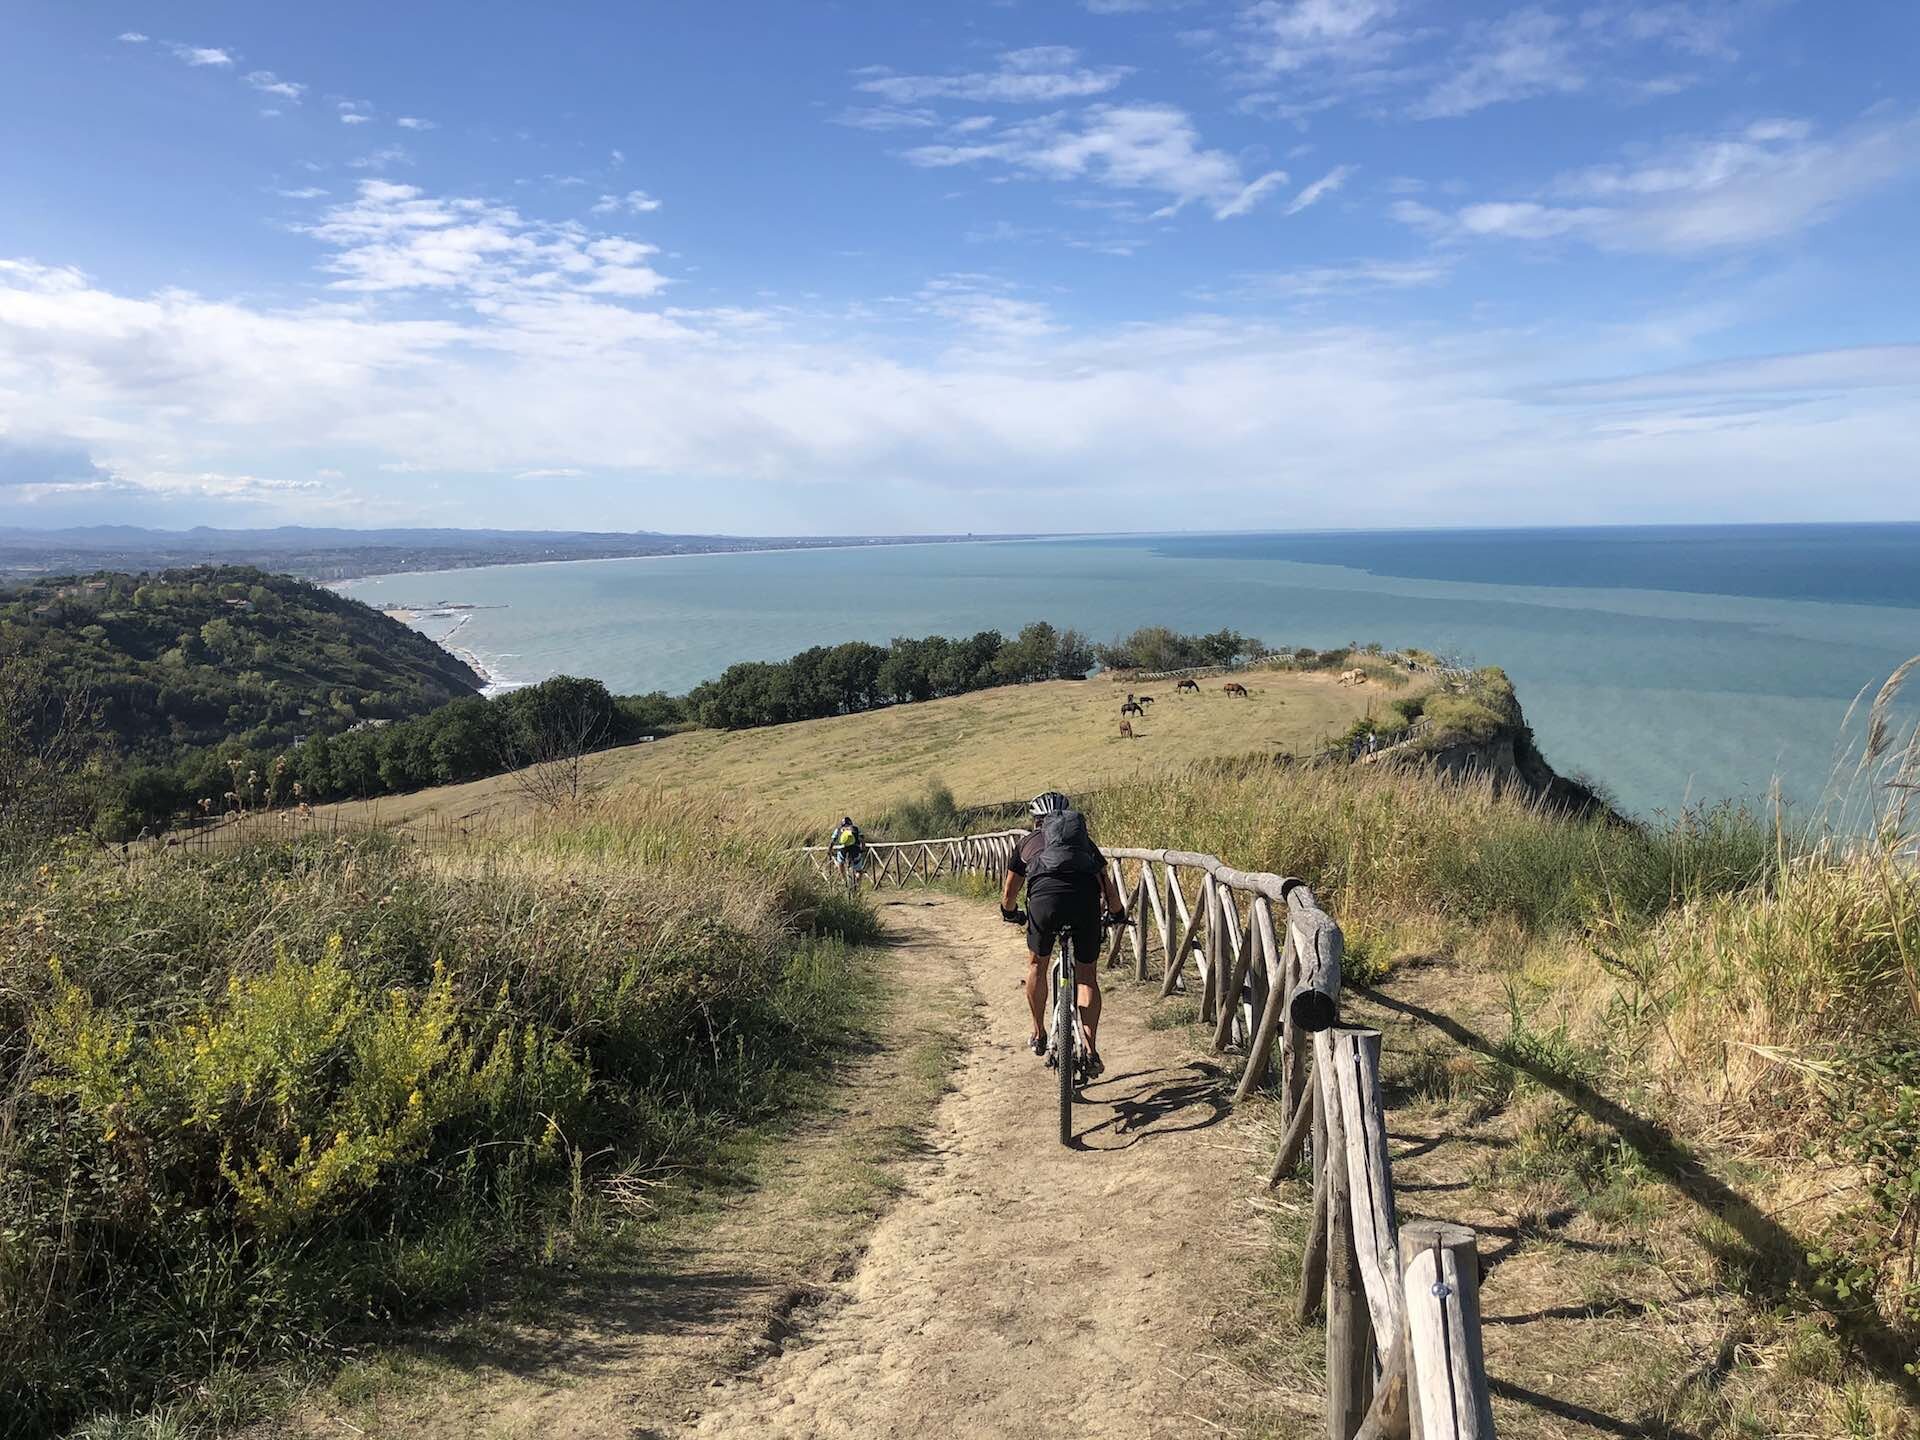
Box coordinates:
[8,618,1273,842]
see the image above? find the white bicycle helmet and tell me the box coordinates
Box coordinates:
[1028,790,1071,817]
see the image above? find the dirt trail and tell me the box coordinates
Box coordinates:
[299,892,1266,1440]
[679,892,1255,1440]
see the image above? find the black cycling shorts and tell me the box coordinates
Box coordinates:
[1026,886,1103,966]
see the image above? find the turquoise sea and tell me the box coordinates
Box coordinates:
[342,525,1920,821]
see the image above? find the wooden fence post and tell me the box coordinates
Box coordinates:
[1200,876,1222,1024]
[1233,896,1288,1101]
[1400,1222,1495,1440]
[1211,888,1259,1053]
[1297,1074,1329,1323]
[1161,871,1198,997]
[1320,1034,1372,1438]
[1131,868,1148,979]
[1331,1028,1401,1347]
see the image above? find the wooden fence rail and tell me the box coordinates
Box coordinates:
[802,829,1496,1439]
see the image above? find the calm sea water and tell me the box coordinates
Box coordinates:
[342,525,1920,820]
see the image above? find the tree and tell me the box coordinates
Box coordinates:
[496,676,620,809]
[0,644,98,860]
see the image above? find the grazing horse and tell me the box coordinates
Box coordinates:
[1137,695,1155,708]
[1119,719,1136,739]
[1223,682,1249,698]
[1120,700,1144,717]
[1175,678,1200,694]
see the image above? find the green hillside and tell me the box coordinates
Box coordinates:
[0,565,481,764]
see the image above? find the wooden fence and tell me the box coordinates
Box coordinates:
[804,830,1496,1440]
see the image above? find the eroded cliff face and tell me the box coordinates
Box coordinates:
[1380,687,1625,823]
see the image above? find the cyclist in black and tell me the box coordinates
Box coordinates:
[1000,790,1128,1076]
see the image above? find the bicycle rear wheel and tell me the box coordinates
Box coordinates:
[1056,940,1075,1146]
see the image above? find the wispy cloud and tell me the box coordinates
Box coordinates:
[246,70,306,101]
[833,105,943,132]
[1286,163,1356,214]
[347,147,412,171]
[856,46,1130,105]
[1411,8,1582,119]
[396,116,436,130]
[117,32,148,44]
[1234,256,1453,298]
[338,100,373,125]
[515,467,585,479]
[591,190,663,215]
[1394,113,1920,252]
[1232,0,1760,121]
[276,187,329,200]
[903,104,1288,220]
[170,44,234,68]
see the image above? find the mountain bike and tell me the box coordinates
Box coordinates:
[832,846,868,896]
[1013,908,1128,1146]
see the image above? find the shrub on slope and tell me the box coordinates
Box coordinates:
[0,792,875,1437]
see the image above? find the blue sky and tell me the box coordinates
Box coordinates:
[2,1,1917,533]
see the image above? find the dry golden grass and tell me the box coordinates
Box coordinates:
[300,667,1420,836]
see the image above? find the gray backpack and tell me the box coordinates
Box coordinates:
[1027,810,1102,885]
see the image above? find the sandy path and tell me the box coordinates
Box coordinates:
[681,892,1253,1440]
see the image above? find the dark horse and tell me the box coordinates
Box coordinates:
[1175,678,1200,694]
[1121,700,1145,717]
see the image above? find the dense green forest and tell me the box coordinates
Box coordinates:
[0,565,480,759]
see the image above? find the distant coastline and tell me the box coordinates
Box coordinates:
[0,525,1058,584]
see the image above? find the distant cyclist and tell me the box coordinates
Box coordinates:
[828,815,866,876]
[1000,791,1128,1076]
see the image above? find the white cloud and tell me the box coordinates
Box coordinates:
[170,45,234,67]
[856,47,1129,106]
[904,104,1288,220]
[1286,163,1356,214]
[396,116,436,130]
[341,113,371,125]
[338,100,373,125]
[276,187,329,200]
[118,32,148,44]
[5,251,1918,527]
[301,181,669,301]
[246,70,306,101]
[590,189,663,215]
[1396,113,1920,252]
[1412,8,1583,119]
[515,467,585,479]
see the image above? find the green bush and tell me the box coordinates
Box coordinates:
[0,807,874,1436]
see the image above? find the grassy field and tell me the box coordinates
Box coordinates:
[297,664,1421,836]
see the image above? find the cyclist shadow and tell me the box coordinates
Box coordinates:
[1068,1061,1231,1151]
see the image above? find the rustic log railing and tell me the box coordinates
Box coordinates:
[802,829,1497,1439]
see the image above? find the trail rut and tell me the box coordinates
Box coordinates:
[679,892,1258,1440]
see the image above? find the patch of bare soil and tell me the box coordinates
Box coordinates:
[291,893,1273,1440]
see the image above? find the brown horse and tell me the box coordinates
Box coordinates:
[1137,695,1155,707]
[1120,700,1144,717]
[1223,682,1249,698]
[1175,678,1200,694]
[1119,719,1136,738]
